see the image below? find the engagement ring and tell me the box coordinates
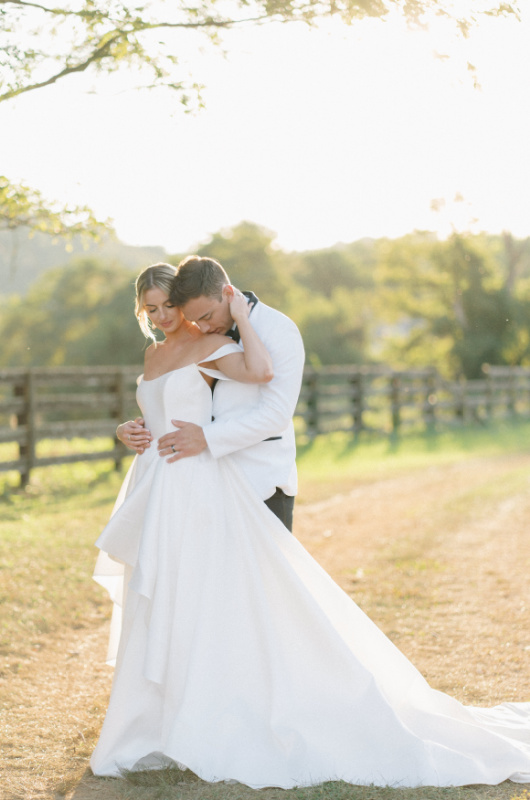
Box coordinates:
[171,445,176,453]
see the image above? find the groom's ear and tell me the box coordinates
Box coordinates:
[221,284,235,301]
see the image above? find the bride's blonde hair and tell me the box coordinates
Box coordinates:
[135,262,178,343]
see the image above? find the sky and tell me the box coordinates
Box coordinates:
[2,5,530,255]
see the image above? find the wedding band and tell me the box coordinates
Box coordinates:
[171,445,176,453]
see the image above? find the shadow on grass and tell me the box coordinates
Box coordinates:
[297,428,442,462]
[299,418,530,464]
[62,767,526,800]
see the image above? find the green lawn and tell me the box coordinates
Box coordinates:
[296,419,530,502]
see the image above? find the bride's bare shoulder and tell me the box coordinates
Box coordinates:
[143,340,165,363]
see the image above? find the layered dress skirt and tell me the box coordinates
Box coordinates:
[90,354,530,788]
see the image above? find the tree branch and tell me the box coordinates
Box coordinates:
[0,0,522,104]
[0,0,104,18]
[0,11,274,103]
[0,33,123,101]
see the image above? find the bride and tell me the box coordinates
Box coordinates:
[91,263,530,788]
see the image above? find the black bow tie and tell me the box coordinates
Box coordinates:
[225,327,240,343]
[224,291,259,344]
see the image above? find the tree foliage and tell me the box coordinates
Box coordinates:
[376,232,530,378]
[293,286,372,366]
[294,240,376,299]
[3,225,530,377]
[0,0,520,104]
[0,176,111,242]
[196,221,293,308]
[0,258,144,367]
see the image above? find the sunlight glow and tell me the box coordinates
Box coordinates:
[1,5,529,253]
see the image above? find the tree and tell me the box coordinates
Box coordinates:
[294,239,377,299]
[1,1,520,104]
[196,221,294,308]
[0,175,111,239]
[294,286,372,366]
[376,232,530,379]
[0,176,113,276]
[0,258,145,367]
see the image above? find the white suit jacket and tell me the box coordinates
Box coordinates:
[203,299,305,501]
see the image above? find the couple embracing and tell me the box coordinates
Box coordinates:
[91,256,530,789]
[116,255,304,532]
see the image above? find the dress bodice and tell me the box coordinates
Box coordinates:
[136,364,213,440]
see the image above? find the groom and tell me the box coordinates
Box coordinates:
[157,255,305,531]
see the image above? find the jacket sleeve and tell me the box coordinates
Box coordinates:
[203,319,305,459]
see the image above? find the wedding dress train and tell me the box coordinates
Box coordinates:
[90,350,530,788]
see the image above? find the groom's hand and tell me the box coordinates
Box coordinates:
[158,420,207,462]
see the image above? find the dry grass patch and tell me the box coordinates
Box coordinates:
[0,461,125,667]
[295,454,530,706]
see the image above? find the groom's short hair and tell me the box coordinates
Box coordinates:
[171,256,230,306]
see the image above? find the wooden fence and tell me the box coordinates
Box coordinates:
[1,364,530,486]
[299,364,530,437]
[0,366,140,486]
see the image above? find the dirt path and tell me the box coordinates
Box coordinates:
[3,453,530,800]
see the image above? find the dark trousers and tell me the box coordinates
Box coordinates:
[264,487,294,532]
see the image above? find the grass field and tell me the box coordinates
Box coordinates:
[2,420,529,662]
[295,420,530,502]
[2,420,530,800]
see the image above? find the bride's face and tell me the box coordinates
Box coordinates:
[142,287,183,334]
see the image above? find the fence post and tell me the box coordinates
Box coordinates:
[452,378,464,423]
[350,369,364,434]
[422,370,436,431]
[305,370,319,439]
[507,368,516,416]
[482,365,493,421]
[15,370,36,487]
[390,373,401,434]
[113,368,128,470]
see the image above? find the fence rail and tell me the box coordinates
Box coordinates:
[2,364,530,486]
[0,366,140,485]
[298,364,530,437]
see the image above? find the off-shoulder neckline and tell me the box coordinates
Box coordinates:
[140,341,239,383]
[140,363,197,383]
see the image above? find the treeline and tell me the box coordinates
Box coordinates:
[2,222,530,380]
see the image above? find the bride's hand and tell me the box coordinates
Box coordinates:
[227,288,250,324]
[116,417,153,454]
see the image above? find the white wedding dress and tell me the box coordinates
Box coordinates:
[90,347,530,788]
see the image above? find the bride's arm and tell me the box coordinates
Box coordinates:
[115,345,155,453]
[116,417,152,453]
[201,291,273,384]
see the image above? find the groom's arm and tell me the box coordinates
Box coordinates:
[205,323,304,458]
